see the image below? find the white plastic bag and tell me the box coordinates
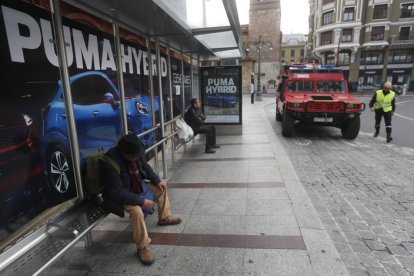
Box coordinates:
[175,118,194,142]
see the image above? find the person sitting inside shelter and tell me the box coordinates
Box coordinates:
[101,134,181,265]
[185,98,220,153]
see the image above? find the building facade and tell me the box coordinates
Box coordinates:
[309,0,414,91]
[281,34,307,66]
[241,0,282,93]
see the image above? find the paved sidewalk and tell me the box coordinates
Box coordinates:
[43,96,347,275]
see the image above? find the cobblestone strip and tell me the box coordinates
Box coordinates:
[265,105,414,276]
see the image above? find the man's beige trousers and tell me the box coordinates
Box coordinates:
[123,183,172,249]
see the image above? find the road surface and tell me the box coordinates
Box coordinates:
[359,95,414,149]
[265,99,414,275]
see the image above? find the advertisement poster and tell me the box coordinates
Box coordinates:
[201,66,242,124]
[0,0,191,246]
[170,55,192,117]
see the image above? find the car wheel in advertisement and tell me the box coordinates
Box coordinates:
[45,144,75,205]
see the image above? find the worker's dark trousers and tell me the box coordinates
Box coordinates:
[375,109,392,136]
[194,126,216,149]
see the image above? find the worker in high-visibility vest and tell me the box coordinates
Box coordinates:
[369,82,396,143]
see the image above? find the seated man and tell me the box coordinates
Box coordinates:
[185,98,220,153]
[101,134,181,265]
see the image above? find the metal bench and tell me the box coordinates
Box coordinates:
[0,198,108,276]
[0,120,183,275]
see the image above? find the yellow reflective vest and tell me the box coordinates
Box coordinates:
[374,90,395,112]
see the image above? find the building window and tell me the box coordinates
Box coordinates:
[361,51,384,64]
[281,50,285,57]
[338,51,351,65]
[324,52,335,65]
[388,50,413,64]
[290,49,295,57]
[401,3,414,18]
[373,4,388,19]
[322,11,334,25]
[321,31,333,45]
[343,7,354,21]
[342,29,353,42]
[322,0,335,5]
[399,27,410,40]
[300,49,305,57]
[370,26,385,41]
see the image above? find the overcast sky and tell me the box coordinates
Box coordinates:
[237,0,310,34]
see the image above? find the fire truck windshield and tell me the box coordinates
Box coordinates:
[286,81,313,92]
[316,81,346,93]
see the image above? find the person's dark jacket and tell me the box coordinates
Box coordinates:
[101,147,161,217]
[369,90,396,112]
[185,106,206,129]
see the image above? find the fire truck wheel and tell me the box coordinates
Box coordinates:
[341,115,360,139]
[276,109,282,122]
[282,110,294,137]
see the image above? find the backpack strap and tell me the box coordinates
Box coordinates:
[100,155,121,174]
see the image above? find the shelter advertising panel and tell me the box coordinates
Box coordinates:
[201,66,242,124]
[0,0,192,248]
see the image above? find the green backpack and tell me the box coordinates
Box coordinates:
[84,154,120,195]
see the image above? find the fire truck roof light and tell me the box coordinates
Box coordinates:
[319,65,338,69]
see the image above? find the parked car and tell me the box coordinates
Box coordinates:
[41,71,158,203]
[392,85,402,96]
[206,93,237,108]
[0,109,45,230]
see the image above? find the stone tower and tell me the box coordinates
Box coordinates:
[248,0,281,89]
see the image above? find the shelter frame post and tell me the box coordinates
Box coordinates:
[181,52,185,118]
[146,37,159,172]
[166,45,175,163]
[113,20,129,135]
[155,38,167,178]
[50,0,84,201]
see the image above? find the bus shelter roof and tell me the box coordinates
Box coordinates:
[66,0,244,60]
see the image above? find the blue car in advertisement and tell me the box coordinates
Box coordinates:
[206,93,237,108]
[41,71,158,202]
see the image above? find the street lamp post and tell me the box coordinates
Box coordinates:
[245,35,273,102]
[303,34,308,62]
[257,44,262,100]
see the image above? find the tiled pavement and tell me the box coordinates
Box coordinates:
[42,97,347,276]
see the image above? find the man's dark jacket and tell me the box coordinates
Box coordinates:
[101,147,161,217]
[185,106,205,129]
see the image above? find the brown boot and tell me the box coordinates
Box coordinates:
[158,216,182,226]
[137,247,155,265]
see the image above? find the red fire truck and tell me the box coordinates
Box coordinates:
[276,64,365,139]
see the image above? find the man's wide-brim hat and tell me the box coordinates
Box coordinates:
[118,134,145,159]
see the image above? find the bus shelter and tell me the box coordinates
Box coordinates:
[0,0,243,274]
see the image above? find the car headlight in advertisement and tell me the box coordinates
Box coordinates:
[136,102,150,114]
[23,114,33,126]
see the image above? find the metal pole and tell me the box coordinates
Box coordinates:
[190,56,194,99]
[181,52,186,117]
[256,35,263,101]
[50,0,84,201]
[166,46,175,163]
[146,37,159,172]
[256,48,262,101]
[155,38,167,179]
[113,20,128,135]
